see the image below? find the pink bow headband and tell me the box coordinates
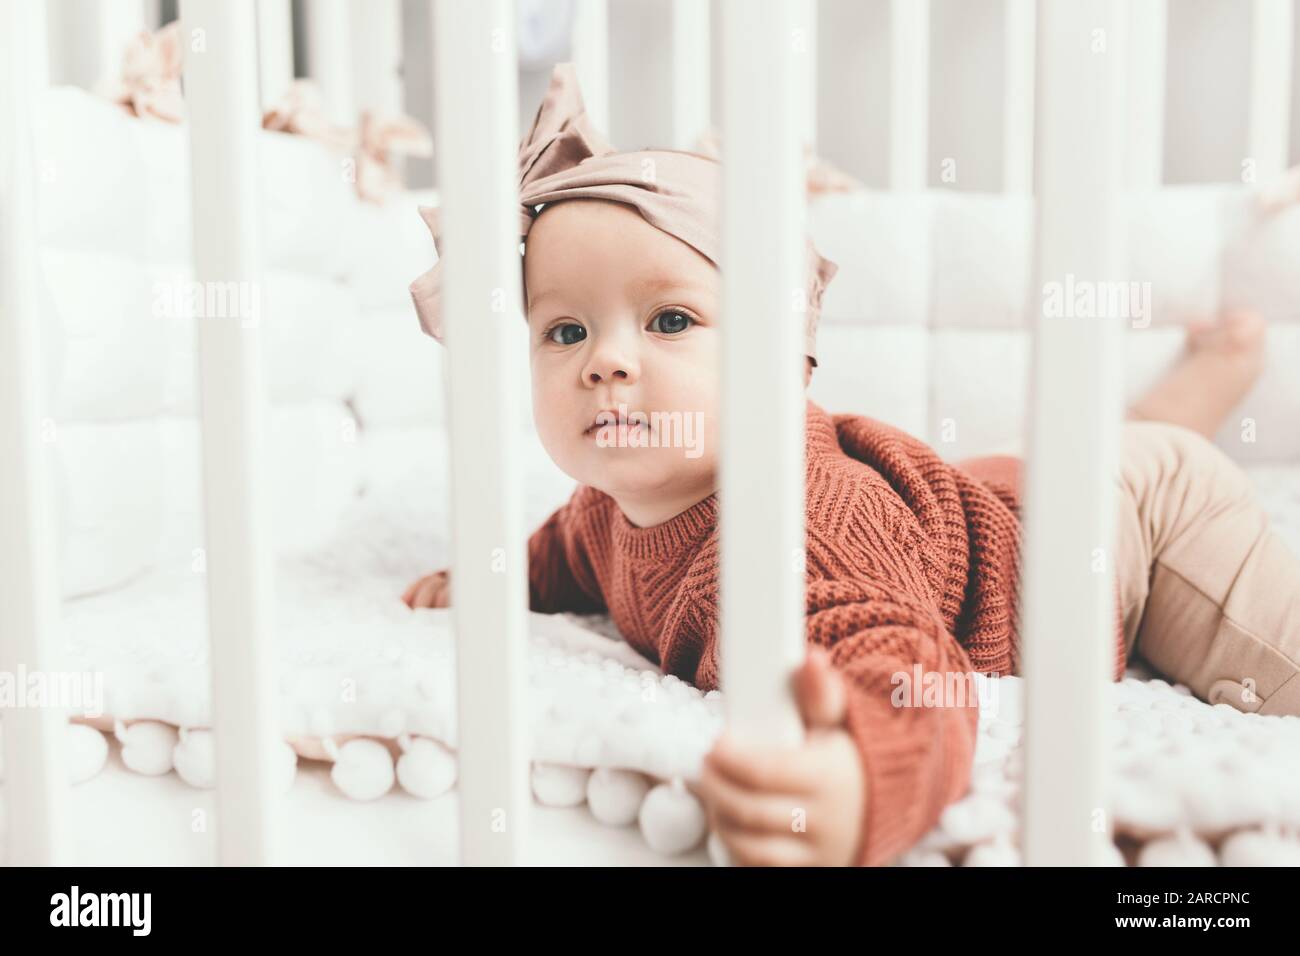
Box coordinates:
[410,62,838,366]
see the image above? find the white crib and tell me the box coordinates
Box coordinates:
[1,0,1298,868]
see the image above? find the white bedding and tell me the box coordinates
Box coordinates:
[8,435,1300,867]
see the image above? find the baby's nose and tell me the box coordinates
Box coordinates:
[583,347,638,384]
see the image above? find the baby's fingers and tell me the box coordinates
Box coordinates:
[432,577,451,607]
[401,579,421,606]
[415,578,443,608]
[715,827,814,867]
[402,570,452,609]
[698,760,801,835]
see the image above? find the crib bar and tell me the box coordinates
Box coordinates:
[1248,0,1296,181]
[432,0,531,867]
[255,0,295,111]
[794,0,818,150]
[889,0,929,190]
[719,0,806,749]
[0,0,68,868]
[96,0,150,86]
[1126,0,1167,188]
[572,0,610,135]
[671,0,711,149]
[44,0,146,90]
[179,0,280,866]
[352,0,404,115]
[305,0,356,125]
[29,0,51,91]
[1019,0,1127,866]
[1002,0,1035,194]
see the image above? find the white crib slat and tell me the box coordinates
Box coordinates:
[304,0,356,124]
[1248,0,1296,182]
[572,0,609,135]
[432,0,530,867]
[1020,0,1126,865]
[45,0,147,90]
[28,0,51,91]
[179,0,280,867]
[889,0,929,190]
[352,0,404,115]
[1002,0,1035,194]
[255,0,294,111]
[671,0,711,149]
[96,0,150,85]
[719,0,806,749]
[0,0,67,868]
[1126,0,1167,188]
[793,0,818,150]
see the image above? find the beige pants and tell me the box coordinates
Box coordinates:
[990,423,1300,715]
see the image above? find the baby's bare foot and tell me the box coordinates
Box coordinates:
[1126,311,1266,438]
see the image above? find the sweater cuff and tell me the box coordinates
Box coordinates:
[841,680,979,867]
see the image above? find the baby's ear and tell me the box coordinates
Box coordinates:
[803,357,814,390]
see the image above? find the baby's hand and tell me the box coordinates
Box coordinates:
[402,569,451,609]
[694,646,867,866]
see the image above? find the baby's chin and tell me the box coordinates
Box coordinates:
[558,443,711,495]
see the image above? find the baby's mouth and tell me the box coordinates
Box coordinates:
[584,411,649,436]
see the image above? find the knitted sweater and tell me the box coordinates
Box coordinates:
[527,398,1128,866]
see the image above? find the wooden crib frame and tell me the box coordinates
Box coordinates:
[1,0,1295,867]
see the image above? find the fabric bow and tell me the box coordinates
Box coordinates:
[98,21,185,123]
[410,61,838,367]
[262,82,432,204]
[354,110,434,205]
[261,79,355,150]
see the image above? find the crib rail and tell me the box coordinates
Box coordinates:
[3,0,1298,868]
[1250,0,1296,181]
[718,0,809,749]
[177,0,283,865]
[671,0,712,149]
[0,0,67,867]
[888,0,929,191]
[432,0,531,867]
[1019,0,1127,865]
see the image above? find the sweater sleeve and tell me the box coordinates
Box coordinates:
[527,491,607,615]
[805,577,981,868]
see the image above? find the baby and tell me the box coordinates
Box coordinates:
[402,63,1300,866]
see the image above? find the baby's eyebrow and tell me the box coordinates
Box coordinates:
[627,275,711,298]
[527,289,566,311]
[529,276,710,313]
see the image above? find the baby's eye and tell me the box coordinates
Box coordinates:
[546,323,587,345]
[649,310,693,334]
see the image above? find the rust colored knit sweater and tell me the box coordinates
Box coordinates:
[527,398,1128,866]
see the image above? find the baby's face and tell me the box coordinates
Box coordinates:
[524,199,719,503]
